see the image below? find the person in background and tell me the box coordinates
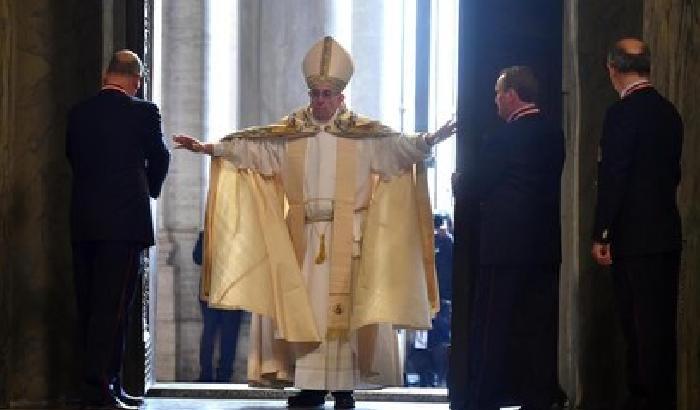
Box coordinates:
[429,213,453,387]
[193,230,242,383]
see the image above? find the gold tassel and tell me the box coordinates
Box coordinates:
[315,233,326,264]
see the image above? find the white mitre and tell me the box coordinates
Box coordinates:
[302,36,354,92]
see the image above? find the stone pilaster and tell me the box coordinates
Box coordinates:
[644,3,700,409]
[576,0,643,407]
[560,0,581,403]
[156,0,206,381]
[0,0,102,405]
[238,0,328,127]
[349,1,384,120]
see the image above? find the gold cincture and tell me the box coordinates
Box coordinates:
[315,233,326,264]
[311,221,330,265]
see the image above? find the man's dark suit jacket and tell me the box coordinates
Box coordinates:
[593,87,683,256]
[66,89,170,247]
[477,113,565,266]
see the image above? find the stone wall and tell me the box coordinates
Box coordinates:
[571,1,700,409]
[573,3,642,409]
[644,2,700,409]
[0,0,13,405]
[0,0,102,406]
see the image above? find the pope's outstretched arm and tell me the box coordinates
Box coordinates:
[173,134,215,155]
[424,119,457,146]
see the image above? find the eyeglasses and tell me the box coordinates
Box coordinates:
[308,89,338,98]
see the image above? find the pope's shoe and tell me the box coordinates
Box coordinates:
[287,389,327,408]
[332,391,355,409]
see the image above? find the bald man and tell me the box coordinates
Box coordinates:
[67,50,169,409]
[592,38,682,410]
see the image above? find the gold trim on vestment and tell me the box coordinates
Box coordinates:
[327,137,356,330]
[414,162,439,315]
[222,106,400,140]
[286,138,308,266]
[201,157,222,301]
[321,36,332,77]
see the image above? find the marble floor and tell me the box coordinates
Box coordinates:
[1,401,533,410]
[2,386,524,409]
[6,399,527,410]
[141,398,451,409]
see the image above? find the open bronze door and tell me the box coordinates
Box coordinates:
[449,1,562,408]
[113,0,157,396]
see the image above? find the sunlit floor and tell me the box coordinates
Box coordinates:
[143,398,451,409]
[4,386,528,409]
[137,399,524,410]
[9,399,526,410]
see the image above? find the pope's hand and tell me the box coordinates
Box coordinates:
[426,119,457,146]
[173,134,205,153]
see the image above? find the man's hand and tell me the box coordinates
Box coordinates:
[173,134,211,154]
[591,242,612,266]
[426,119,457,146]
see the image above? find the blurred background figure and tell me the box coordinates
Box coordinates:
[430,213,453,386]
[405,213,453,387]
[192,230,242,383]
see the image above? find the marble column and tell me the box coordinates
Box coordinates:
[156,0,206,381]
[238,0,329,128]
[349,0,384,120]
[644,3,700,409]
[560,0,581,403]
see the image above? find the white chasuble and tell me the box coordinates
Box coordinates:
[208,116,434,390]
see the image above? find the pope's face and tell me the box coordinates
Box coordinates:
[309,84,344,122]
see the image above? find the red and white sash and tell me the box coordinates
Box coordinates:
[620,80,652,98]
[507,103,540,123]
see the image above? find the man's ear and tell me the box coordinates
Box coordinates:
[133,75,142,92]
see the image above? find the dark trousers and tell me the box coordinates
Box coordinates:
[612,251,679,410]
[72,241,142,401]
[198,301,242,382]
[466,264,560,410]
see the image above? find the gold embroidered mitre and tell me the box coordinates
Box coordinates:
[303,36,353,92]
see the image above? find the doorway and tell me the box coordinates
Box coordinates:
[143,0,458,400]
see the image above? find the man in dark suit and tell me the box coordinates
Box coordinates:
[66,50,170,410]
[592,38,683,410]
[465,66,565,410]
